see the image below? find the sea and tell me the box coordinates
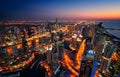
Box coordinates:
[100,20,120,38]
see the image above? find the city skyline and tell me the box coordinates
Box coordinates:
[0,0,120,21]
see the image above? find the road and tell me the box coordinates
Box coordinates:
[58,39,86,77]
[59,39,99,77]
[20,54,46,77]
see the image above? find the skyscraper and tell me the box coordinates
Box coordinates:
[16,27,21,41]
[100,41,116,72]
[11,45,18,56]
[32,40,36,49]
[22,37,28,52]
[46,45,52,65]
[82,25,90,38]
[58,43,64,60]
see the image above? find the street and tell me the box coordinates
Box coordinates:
[20,54,46,77]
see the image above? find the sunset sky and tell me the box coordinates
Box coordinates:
[0,0,120,20]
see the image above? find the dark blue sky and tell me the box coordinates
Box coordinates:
[0,0,120,21]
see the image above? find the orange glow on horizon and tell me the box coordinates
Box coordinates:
[63,14,120,20]
[58,10,120,20]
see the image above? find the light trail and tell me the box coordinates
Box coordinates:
[75,39,86,70]
[95,70,100,77]
[64,53,79,76]
[63,39,86,76]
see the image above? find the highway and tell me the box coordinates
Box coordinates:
[20,54,46,77]
[60,38,99,77]
[58,39,86,77]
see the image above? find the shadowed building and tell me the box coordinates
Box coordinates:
[100,41,116,73]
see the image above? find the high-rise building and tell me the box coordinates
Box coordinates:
[103,43,116,58]
[11,45,18,56]
[58,44,64,60]
[0,33,3,45]
[82,25,90,38]
[71,34,77,49]
[59,30,64,41]
[22,37,28,52]
[51,31,55,43]
[23,28,28,39]
[0,47,7,54]
[8,29,13,42]
[100,42,116,72]
[37,26,41,35]
[108,55,120,77]
[33,27,37,36]
[32,40,36,49]
[93,23,106,63]
[46,45,52,65]
[16,27,21,41]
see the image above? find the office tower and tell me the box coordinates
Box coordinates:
[100,42,116,72]
[11,45,18,56]
[108,54,120,77]
[93,23,106,63]
[33,27,37,36]
[8,29,13,42]
[27,27,31,38]
[37,26,41,35]
[58,43,64,60]
[32,40,36,49]
[71,34,77,49]
[22,37,28,52]
[76,37,82,49]
[35,39,39,48]
[51,32,55,43]
[90,25,96,44]
[28,27,34,37]
[46,45,52,65]
[59,30,64,41]
[0,47,7,54]
[0,34,3,45]
[23,28,28,39]
[16,27,21,41]
[82,25,90,38]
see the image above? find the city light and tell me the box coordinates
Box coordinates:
[7,47,13,55]
[75,39,86,70]
[63,39,86,76]
[112,52,119,61]
[0,17,120,77]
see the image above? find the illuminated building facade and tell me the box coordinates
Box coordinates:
[100,42,116,73]
[82,25,90,38]
[11,45,18,56]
